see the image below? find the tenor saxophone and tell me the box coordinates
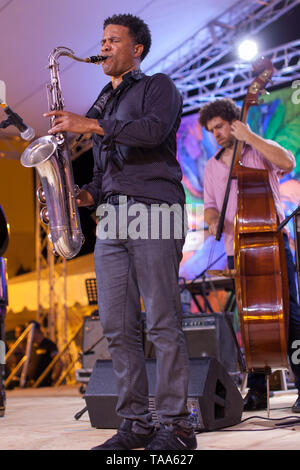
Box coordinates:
[21,47,106,259]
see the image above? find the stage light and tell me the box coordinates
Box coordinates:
[238,39,258,61]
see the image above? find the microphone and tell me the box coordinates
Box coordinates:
[0,103,35,141]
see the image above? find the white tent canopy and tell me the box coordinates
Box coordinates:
[7,253,96,312]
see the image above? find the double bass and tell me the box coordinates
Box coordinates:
[216,57,289,375]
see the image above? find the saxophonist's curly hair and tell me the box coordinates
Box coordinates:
[103,13,152,61]
[198,98,241,130]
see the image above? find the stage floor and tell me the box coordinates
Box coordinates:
[1,385,300,450]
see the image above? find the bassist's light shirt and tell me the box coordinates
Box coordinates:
[204,143,295,256]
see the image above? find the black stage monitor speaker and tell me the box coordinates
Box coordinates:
[84,357,243,432]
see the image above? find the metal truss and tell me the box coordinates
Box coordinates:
[146,0,300,79]
[179,38,300,113]
[35,173,68,346]
[35,168,83,384]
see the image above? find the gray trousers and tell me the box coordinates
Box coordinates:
[94,200,191,434]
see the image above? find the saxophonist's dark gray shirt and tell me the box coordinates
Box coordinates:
[82,71,185,207]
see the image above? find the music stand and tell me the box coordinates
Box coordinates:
[85,278,98,316]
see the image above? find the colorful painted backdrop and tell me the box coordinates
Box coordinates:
[178,85,300,281]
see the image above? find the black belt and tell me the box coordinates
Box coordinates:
[105,194,134,205]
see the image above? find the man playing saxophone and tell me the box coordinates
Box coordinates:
[44,13,197,451]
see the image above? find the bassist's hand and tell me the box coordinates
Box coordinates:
[231,120,252,142]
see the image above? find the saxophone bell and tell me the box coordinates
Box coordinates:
[21,134,84,259]
[20,47,92,260]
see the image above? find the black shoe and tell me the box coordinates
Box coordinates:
[145,424,197,451]
[243,389,267,411]
[91,420,156,450]
[292,395,300,413]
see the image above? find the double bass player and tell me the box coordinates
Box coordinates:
[201,98,300,412]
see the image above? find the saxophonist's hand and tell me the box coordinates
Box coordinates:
[76,189,95,207]
[44,110,104,136]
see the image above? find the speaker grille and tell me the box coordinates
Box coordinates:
[82,316,111,368]
[143,314,238,374]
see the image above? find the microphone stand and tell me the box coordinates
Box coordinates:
[277,206,300,232]
[0,117,14,129]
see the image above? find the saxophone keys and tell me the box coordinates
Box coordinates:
[40,206,49,225]
[73,184,81,197]
[37,186,47,204]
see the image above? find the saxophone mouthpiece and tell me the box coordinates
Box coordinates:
[87,55,108,64]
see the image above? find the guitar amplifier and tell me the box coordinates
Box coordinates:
[143,313,238,375]
[76,316,111,385]
[76,313,238,385]
[81,315,111,369]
